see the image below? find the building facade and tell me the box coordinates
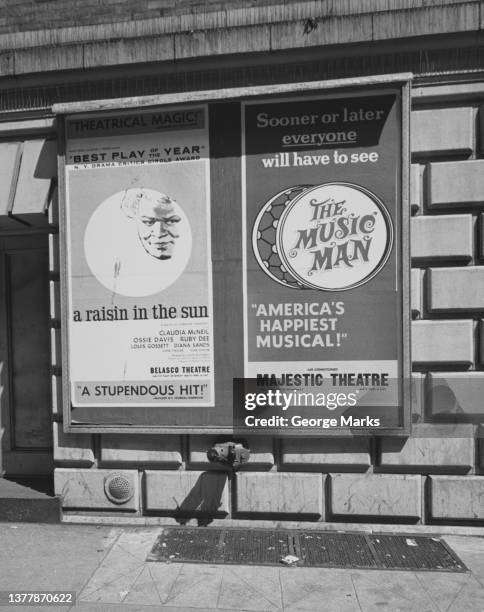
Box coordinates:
[0,0,483,524]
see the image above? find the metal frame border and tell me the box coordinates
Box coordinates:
[57,72,412,434]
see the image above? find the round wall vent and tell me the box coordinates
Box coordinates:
[104,473,134,504]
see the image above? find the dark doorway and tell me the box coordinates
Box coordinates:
[0,232,53,480]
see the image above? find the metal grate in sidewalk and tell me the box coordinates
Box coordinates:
[368,534,465,571]
[147,527,468,572]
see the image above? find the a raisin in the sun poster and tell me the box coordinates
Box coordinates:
[64,105,214,409]
[242,88,408,428]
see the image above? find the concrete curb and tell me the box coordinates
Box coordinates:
[62,514,484,537]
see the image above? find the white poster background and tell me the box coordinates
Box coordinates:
[65,106,215,407]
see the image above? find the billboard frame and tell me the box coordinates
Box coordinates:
[56,73,411,434]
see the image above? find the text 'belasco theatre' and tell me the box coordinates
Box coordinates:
[0,0,483,525]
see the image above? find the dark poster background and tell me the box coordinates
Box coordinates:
[243,88,405,430]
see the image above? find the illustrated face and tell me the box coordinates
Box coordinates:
[136,197,181,259]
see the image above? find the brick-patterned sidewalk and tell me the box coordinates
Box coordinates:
[0,523,482,611]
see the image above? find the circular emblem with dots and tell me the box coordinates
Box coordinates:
[252,182,393,291]
[251,186,310,288]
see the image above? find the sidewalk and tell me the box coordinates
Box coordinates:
[0,523,482,611]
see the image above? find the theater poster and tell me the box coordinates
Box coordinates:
[63,105,214,407]
[242,87,409,427]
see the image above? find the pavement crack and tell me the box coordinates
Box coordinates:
[350,573,364,611]
[471,571,484,590]
[147,564,164,605]
[116,542,150,563]
[414,572,443,612]
[278,568,285,611]
[215,566,225,609]
[76,528,123,599]
[443,574,472,612]
[225,566,281,609]
[162,563,185,604]
[79,563,144,601]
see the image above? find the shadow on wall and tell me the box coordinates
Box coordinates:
[34,139,57,180]
[427,382,464,421]
[173,472,228,527]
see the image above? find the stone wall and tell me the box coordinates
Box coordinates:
[0,1,481,80]
[0,0,292,34]
[0,0,477,37]
[51,82,484,524]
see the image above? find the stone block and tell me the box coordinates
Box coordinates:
[429,267,484,312]
[0,118,56,138]
[188,436,273,470]
[411,268,423,319]
[429,160,484,208]
[100,435,182,467]
[144,470,229,515]
[180,10,226,31]
[270,14,373,49]
[411,320,474,366]
[226,1,401,30]
[83,35,174,67]
[410,164,421,214]
[53,422,94,466]
[373,4,478,40]
[14,44,84,74]
[380,424,474,472]
[280,438,370,471]
[235,473,323,516]
[54,468,139,511]
[428,372,484,418]
[330,473,421,518]
[411,108,473,156]
[430,476,484,520]
[226,3,292,27]
[0,51,14,77]
[413,81,484,103]
[411,215,472,261]
[175,25,269,59]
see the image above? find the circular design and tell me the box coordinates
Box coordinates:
[276,182,393,291]
[84,188,192,297]
[104,473,135,505]
[251,186,310,288]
